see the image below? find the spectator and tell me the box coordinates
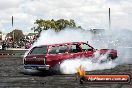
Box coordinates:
[2,41,7,50]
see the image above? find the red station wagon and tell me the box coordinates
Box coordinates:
[23,42,117,71]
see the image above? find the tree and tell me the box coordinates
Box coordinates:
[31,19,82,34]
[6,29,24,42]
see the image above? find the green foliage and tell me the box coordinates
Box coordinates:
[31,19,82,34]
[6,29,24,42]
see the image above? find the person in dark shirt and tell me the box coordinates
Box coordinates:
[2,41,7,50]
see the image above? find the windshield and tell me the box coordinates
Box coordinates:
[30,46,47,54]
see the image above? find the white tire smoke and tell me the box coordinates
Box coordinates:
[24,28,132,74]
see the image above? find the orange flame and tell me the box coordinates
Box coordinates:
[77,65,86,76]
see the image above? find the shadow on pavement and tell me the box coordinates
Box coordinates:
[19,68,61,77]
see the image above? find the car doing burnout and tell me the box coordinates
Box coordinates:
[23,42,117,71]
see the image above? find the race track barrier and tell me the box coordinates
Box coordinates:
[0,49,28,58]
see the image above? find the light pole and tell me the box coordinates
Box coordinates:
[12,16,14,40]
[109,8,111,30]
[12,16,15,48]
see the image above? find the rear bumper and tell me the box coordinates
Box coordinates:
[24,64,50,70]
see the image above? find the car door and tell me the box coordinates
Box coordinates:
[68,44,84,58]
[57,45,70,61]
[46,45,69,67]
[46,45,60,67]
[80,43,94,57]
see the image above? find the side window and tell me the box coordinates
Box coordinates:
[80,43,93,51]
[69,44,82,53]
[58,45,68,53]
[49,46,59,54]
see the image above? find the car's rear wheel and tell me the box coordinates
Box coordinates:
[100,55,112,63]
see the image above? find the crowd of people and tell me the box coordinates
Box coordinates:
[1,34,38,50]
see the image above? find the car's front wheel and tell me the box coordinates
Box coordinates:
[100,54,112,63]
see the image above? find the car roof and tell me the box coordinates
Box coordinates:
[50,42,86,46]
[37,42,86,47]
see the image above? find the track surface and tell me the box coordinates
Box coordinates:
[0,57,131,88]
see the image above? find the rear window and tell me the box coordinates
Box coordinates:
[30,46,47,54]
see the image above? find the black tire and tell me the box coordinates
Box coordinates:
[100,55,112,63]
[107,55,112,61]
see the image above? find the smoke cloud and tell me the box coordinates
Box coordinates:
[60,58,117,74]
[33,28,92,46]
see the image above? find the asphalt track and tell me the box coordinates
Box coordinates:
[0,57,132,88]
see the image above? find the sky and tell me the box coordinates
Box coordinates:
[0,0,132,34]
